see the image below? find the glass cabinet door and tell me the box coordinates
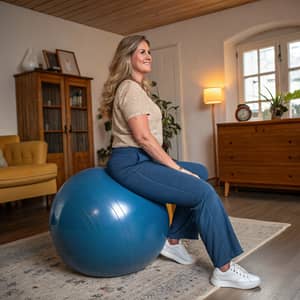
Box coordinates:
[69,85,89,153]
[42,82,64,153]
[67,80,93,176]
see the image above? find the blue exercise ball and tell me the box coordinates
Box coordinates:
[49,167,169,277]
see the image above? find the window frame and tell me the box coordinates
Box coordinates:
[237,30,300,119]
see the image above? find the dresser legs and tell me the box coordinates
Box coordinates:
[224,182,230,197]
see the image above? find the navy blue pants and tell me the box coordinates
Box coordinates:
[107,147,243,268]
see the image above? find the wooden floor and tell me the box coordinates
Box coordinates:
[0,188,299,300]
[207,189,300,300]
[0,198,50,245]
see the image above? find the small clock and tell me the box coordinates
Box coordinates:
[235,104,252,122]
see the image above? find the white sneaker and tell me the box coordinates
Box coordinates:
[160,240,195,265]
[210,262,261,289]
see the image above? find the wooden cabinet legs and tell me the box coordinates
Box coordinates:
[45,195,54,209]
[224,182,230,197]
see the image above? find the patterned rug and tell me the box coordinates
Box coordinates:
[0,217,290,300]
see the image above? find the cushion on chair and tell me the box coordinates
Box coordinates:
[0,135,20,150]
[0,163,57,188]
[3,141,48,166]
[0,150,8,168]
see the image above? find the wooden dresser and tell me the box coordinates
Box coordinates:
[217,118,300,196]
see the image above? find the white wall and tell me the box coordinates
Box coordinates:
[0,2,122,162]
[141,0,300,177]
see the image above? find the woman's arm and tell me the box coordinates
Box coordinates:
[128,115,199,178]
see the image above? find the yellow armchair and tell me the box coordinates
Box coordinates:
[0,135,57,204]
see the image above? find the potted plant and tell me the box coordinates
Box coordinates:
[260,87,300,119]
[97,117,112,167]
[97,81,181,165]
[150,81,181,152]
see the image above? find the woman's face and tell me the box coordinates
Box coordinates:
[131,40,152,78]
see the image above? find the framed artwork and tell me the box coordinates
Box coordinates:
[56,49,80,76]
[43,50,61,71]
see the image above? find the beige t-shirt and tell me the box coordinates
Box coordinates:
[112,79,163,148]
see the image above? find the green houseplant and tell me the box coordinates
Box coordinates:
[150,81,181,152]
[260,87,300,119]
[97,117,112,166]
[97,81,181,165]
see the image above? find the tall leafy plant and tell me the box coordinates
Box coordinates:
[97,115,112,166]
[150,81,181,152]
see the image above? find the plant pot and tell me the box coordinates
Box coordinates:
[271,113,282,120]
[98,157,109,167]
[270,108,285,120]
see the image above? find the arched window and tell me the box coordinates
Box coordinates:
[237,30,300,119]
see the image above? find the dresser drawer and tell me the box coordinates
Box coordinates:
[219,163,300,186]
[219,149,300,164]
[218,124,300,150]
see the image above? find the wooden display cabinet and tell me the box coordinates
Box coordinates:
[217,118,300,196]
[14,70,94,188]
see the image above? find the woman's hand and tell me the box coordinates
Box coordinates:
[178,167,200,179]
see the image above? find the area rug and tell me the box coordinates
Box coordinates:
[0,217,290,300]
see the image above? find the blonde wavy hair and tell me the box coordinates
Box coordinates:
[100,35,151,119]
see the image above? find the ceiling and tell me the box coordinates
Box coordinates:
[3,0,260,35]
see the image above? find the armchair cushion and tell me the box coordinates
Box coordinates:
[3,141,48,166]
[0,163,57,188]
[0,135,20,150]
[0,149,8,168]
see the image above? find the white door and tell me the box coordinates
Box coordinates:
[149,45,182,160]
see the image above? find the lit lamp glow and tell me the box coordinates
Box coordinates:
[203,87,223,105]
[203,87,224,180]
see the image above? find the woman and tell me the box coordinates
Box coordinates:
[101,35,261,290]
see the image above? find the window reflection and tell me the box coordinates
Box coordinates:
[243,50,258,76]
[259,47,275,73]
[110,202,130,220]
[289,41,300,68]
[244,77,258,101]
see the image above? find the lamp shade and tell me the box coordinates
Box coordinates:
[203,87,223,104]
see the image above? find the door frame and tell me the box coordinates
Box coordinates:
[151,42,187,160]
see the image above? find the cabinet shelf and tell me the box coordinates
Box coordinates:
[70,106,87,110]
[43,105,62,109]
[72,130,88,133]
[44,130,63,133]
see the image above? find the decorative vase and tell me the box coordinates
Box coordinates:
[21,48,38,71]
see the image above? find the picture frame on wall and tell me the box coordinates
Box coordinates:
[56,49,80,76]
[43,50,61,71]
